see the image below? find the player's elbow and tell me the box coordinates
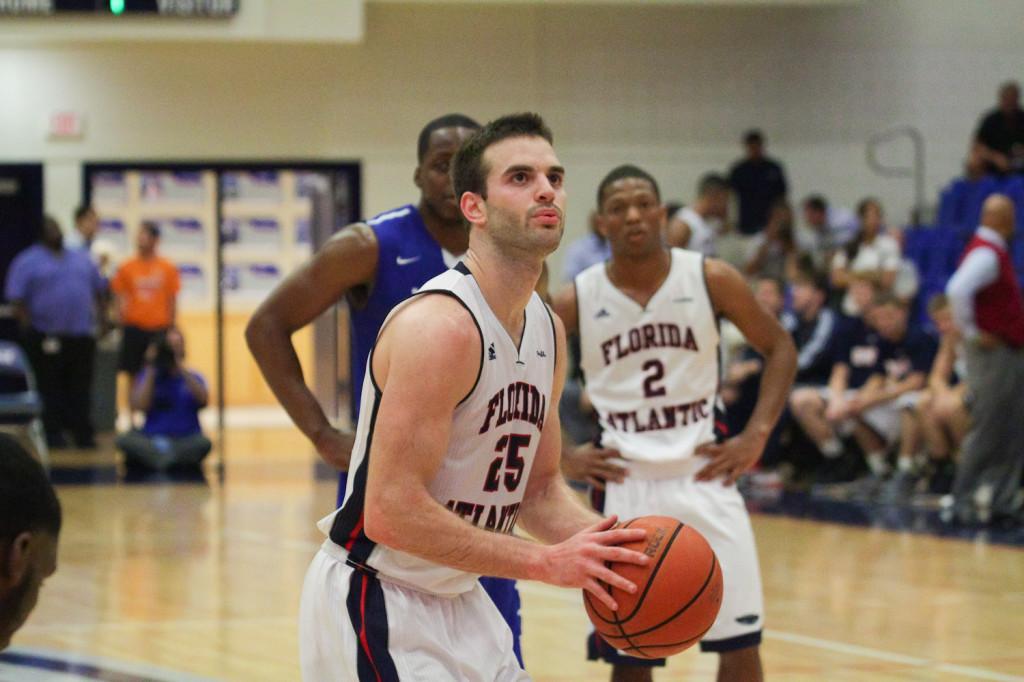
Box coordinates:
[245,309,279,354]
[362,491,407,548]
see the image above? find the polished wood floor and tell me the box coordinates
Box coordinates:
[10,428,1024,681]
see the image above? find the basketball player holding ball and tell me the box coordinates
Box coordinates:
[552,165,796,682]
[298,115,652,681]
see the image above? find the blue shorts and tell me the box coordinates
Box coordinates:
[340,474,524,668]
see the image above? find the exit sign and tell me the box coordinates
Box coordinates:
[48,111,85,139]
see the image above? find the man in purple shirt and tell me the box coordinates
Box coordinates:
[4,216,106,449]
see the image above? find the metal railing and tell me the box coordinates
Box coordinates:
[867,125,926,226]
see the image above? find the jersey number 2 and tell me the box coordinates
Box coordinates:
[483,434,530,493]
[642,359,666,397]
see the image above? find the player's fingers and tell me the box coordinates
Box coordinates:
[593,565,638,595]
[594,545,650,567]
[596,447,622,459]
[586,515,618,533]
[586,476,606,490]
[594,463,627,482]
[695,461,724,482]
[694,442,722,458]
[592,528,647,545]
[583,579,618,612]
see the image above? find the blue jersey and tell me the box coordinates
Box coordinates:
[348,205,450,422]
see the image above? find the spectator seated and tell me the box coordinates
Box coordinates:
[115,328,211,472]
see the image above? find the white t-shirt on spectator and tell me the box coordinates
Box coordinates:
[674,206,721,256]
[831,234,901,314]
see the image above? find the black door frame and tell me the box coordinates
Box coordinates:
[83,160,362,477]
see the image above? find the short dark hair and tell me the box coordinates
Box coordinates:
[697,173,729,197]
[141,221,161,239]
[0,434,61,544]
[451,112,553,201]
[803,194,828,213]
[417,113,481,163]
[743,129,764,145]
[793,268,830,295]
[596,164,661,210]
[74,205,95,223]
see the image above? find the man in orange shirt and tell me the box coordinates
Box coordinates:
[111,222,180,378]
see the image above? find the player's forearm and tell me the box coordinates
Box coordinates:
[363,486,550,582]
[741,333,796,440]
[245,315,332,441]
[519,472,601,545]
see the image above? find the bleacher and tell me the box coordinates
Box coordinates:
[903,175,1024,321]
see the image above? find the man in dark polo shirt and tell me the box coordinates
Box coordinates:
[946,194,1024,525]
[728,129,788,236]
[972,81,1024,175]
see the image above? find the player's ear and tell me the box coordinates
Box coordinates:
[594,212,610,240]
[413,165,423,190]
[460,192,486,227]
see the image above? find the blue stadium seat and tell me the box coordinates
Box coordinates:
[0,341,49,468]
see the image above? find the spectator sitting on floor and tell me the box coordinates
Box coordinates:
[0,433,60,651]
[911,294,968,495]
[830,198,901,316]
[115,328,211,472]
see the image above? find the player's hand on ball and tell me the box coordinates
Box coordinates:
[313,426,354,471]
[539,515,649,611]
[561,444,627,489]
[694,433,763,485]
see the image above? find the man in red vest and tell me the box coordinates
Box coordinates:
[945,194,1024,525]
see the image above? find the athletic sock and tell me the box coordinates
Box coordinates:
[821,437,843,459]
[897,456,914,473]
[867,451,890,476]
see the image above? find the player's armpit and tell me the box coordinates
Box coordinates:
[549,282,579,337]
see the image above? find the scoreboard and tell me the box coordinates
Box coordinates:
[0,0,238,17]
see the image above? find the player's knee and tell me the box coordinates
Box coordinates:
[789,388,819,415]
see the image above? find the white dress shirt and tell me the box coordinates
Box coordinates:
[945,226,1005,341]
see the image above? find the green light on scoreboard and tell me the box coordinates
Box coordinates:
[110,0,125,15]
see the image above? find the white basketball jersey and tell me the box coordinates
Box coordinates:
[576,248,721,470]
[318,263,557,596]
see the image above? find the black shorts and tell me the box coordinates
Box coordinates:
[119,325,165,375]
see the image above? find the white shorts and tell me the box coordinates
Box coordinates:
[600,459,764,652]
[299,541,527,681]
[822,388,906,446]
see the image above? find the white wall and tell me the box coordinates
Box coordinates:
[2,0,1023,278]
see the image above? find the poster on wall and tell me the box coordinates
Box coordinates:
[92,172,129,205]
[222,171,282,202]
[139,171,206,204]
[97,218,129,251]
[177,262,208,302]
[149,217,206,251]
[222,217,282,250]
[223,262,282,302]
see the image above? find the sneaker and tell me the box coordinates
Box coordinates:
[881,470,920,504]
[844,473,888,501]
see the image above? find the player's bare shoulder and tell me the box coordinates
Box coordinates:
[702,257,748,315]
[373,293,482,398]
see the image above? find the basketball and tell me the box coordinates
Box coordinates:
[583,515,724,659]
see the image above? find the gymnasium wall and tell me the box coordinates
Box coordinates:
[2,1,1023,276]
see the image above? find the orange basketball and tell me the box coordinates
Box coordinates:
[583,515,723,659]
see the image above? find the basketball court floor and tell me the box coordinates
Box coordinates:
[3,423,1023,682]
